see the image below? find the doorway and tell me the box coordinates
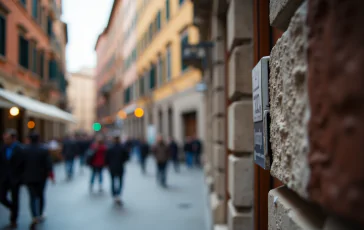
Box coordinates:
[182,111,197,138]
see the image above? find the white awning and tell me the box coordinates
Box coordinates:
[0,89,76,124]
[123,103,137,115]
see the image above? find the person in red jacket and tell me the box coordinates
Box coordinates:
[89,135,107,192]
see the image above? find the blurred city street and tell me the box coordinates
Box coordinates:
[0,157,209,230]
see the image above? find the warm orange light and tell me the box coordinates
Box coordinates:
[118,110,127,119]
[27,121,35,129]
[134,108,144,118]
[9,107,19,116]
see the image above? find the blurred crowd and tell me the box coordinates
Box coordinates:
[0,129,203,229]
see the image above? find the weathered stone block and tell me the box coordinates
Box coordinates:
[268,186,325,230]
[228,44,253,100]
[213,63,225,90]
[211,193,226,224]
[213,144,226,170]
[270,0,304,30]
[214,170,226,199]
[228,200,253,230]
[227,0,253,51]
[269,3,309,198]
[228,101,253,152]
[213,117,225,143]
[212,89,225,116]
[228,155,254,207]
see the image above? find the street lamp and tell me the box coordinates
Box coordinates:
[9,107,19,116]
[27,121,35,129]
[134,108,144,118]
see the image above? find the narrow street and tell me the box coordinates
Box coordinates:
[0,157,209,230]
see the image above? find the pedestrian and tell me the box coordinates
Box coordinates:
[89,135,107,192]
[77,134,91,174]
[0,129,25,229]
[139,139,150,174]
[168,137,179,173]
[105,135,129,205]
[61,134,79,180]
[23,132,54,228]
[152,135,170,188]
[191,135,203,168]
[183,136,194,168]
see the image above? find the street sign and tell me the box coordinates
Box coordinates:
[252,56,270,170]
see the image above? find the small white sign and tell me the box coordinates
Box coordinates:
[252,61,263,122]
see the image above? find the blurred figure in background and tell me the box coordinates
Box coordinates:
[89,135,107,192]
[77,134,91,174]
[153,135,170,188]
[192,136,203,168]
[62,134,79,180]
[139,138,150,174]
[105,135,129,205]
[183,136,194,168]
[23,132,54,228]
[0,129,24,229]
[168,137,179,173]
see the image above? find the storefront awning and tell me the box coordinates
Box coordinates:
[0,89,76,124]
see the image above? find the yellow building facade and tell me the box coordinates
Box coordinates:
[122,0,205,144]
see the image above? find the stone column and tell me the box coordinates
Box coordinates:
[226,0,254,229]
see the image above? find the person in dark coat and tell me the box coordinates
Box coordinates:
[152,135,170,188]
[77,134,91,173]
[183,136,194,168]
[139,139,150,174]
[62,135,79,180]
[0,129,25,229]
[191,136,203,167]
[168,137,179,173]
[23,132,54,228]
[105,135,129,205]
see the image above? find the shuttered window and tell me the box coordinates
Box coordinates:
[18,35,29,69]
[0,15,6,56]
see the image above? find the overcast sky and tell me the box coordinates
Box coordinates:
[62,0,113,72]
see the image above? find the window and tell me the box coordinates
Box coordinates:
[139,76,145,96]
[180,31,188,72]
[47,16,52,37]
[39,51,44,78]
[149,64,156,89]
[31,44,37,73]
[157,10,161,31]
[124,87,131,104]
[179,0,185,6]
[165,0,170,21]
[18,35,29,69]
[157,55,163,87]
[0,14,6,56]
[48,59,57,79]
[166,45,171,81]
[32,0,38,19]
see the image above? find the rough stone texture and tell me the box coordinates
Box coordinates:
[307,0,364,227]
[213,63,225,90]
[211,193,226,224]
[213,89,225,116]
[213,144,226,170]
[270,0,304,30]
[228,100,253,152]
[268,186,326,230]
[213,117,225,143]
[214,170,226,199]
[227,0,253,51]
[227,200,253,230]
[228,155,254,207]
[269,3,310,198]
[228,44,253,100]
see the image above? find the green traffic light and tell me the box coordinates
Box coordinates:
[93,122,102,131]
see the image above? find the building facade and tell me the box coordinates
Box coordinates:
[120,0,204,145]
[67,68,95,134]
[0,0,73,142]
[95,0,124,133]
[193,0,364,230]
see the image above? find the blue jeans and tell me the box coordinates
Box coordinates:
[65,159,74,178]
[110,173,124,197]
[27,182,46,218]
[157,162,167,186]
[90,167,103,185]
[185,152,194,168]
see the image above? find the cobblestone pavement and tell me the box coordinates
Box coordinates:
[0,157,209,230]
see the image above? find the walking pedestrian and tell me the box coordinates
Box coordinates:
[89,135,107,192]
[0,129,24,229]
[183,137,194,168]
[23,132,54,228]
[105,135,129,205]
[77,134,91,174]
[192,136,203,168]
[139,139,150,174]
[168,137,179,173]
[62,134,79,180]
[153,135,170,188]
